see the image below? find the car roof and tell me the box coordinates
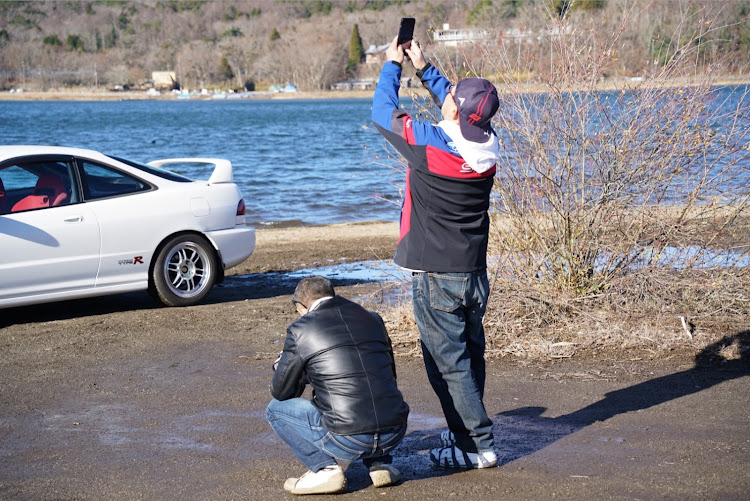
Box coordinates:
[0,145,112,163]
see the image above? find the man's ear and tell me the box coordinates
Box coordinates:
[444,104,459,121]
[441,92,460,121]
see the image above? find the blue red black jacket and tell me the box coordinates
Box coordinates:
[372,61,498,272]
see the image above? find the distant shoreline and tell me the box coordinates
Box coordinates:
[0,89,379,102]
[3,75,748,102]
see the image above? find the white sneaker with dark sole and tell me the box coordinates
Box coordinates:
[430,445,498,469]
[283,465,346,495]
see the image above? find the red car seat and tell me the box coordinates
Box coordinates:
[12,175,69,212]
[0,178,7,214]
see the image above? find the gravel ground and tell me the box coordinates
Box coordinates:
[1,222,748,500]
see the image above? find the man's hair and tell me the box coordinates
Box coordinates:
[292,275,335,308]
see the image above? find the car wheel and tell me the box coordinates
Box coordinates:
[150,234,218,307]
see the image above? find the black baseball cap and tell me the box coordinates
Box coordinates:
[454,78,499,143]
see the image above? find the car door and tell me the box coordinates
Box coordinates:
[76,158,155,289]
[0,158,100,304]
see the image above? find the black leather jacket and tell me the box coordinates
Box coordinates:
[270,296,409,435]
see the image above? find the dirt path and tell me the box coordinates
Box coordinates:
[1,222,748,500]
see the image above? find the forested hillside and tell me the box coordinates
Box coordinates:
[1,0,748,92]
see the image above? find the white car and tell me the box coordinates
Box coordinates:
[0,145,255,308]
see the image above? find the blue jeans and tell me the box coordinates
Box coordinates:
[266,398,407,472]
[412,270,494,453]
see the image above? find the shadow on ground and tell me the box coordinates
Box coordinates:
[376,331,749,490]
[490,330,749,466]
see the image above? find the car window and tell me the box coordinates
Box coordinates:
[79,160,150,200]
[1,160,77,214]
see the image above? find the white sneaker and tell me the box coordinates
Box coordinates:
[368,462,401,488]
[430,445,498,469]
[283,465,346,495]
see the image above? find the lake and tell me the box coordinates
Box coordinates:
[1,86,748,226]
[0,97,403,227]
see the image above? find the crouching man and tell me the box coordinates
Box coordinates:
[266,276,410,495]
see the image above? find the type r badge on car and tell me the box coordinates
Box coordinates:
[0,145,255,309]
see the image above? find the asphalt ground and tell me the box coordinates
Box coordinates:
[1,222,748,500]
[1,286,748,501]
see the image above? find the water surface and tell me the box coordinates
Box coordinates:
[0,98,403,226]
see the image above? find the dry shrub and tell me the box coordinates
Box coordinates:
[483,266,749,360]
[380,266,749,361]
[479,4,749,359]
[381,300,421,358]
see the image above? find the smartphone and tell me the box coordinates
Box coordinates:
[397,17,415,47]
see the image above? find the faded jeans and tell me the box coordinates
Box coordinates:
[412,270,494,453]
[266,397,406,473]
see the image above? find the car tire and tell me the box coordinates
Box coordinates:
[150,234,218,307]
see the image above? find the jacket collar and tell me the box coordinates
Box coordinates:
[308,296,334,312]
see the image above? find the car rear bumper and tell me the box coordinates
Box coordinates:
[206,226,256,270]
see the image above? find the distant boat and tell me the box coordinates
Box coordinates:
[212,90,278,99]
[175,89,196,99]
[269,83,298,93]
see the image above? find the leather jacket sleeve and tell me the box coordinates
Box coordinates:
[270,328,307,400]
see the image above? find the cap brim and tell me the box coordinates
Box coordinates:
[459,119,494,143]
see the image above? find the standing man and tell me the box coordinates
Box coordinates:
[267,276,410,495]
[372,36,500,469]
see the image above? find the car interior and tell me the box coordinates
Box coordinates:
[0,177,7,214]
[11,174,70,212]
[0,158,153,216]
[0,160,78,214]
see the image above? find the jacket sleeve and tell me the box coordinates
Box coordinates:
[417,62,452,108]
[270,329,306,400]
[372,61,405,134]
[371,61,454,166]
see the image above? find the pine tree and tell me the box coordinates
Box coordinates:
[346,23,364,76]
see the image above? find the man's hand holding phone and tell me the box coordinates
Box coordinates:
[386,36,405,65]
[405,40,426,70]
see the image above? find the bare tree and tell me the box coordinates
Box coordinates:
[0,1,748,90]
[220,36,258,89]
[178,41,218,89]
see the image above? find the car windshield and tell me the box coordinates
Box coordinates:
[107,155,193,182]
